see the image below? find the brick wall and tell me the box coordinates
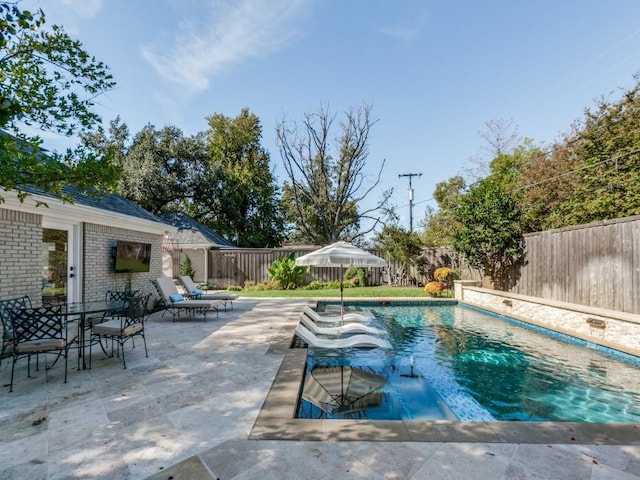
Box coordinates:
[83,223,163,302]
[0,208,42,302]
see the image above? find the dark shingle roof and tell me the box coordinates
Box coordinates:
[157,211,236,248]
[22,184,165,224]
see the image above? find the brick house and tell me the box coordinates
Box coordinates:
[0,186,174,305]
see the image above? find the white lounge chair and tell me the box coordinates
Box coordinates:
[152,277,224,322]
[295,324,392,349]
[303,305,373,324]
[299,312,384,336]
[177,275,239,310]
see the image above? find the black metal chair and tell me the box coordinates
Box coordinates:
[8,304,79,392]
[89,294,150,369]
[86,290,139,328]
[0,295,33,371]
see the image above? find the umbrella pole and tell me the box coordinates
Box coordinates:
[340,265,344,325]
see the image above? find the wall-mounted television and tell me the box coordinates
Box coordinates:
[114,240,152,273]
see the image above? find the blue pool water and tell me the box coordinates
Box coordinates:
[295,302,640,422]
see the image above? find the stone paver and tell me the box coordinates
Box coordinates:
[0,298,639,479]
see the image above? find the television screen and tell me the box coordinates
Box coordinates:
[114,240,152,273]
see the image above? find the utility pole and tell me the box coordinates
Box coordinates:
[398,172,422,232]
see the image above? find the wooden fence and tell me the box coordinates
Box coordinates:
[509,215,640,314]
[205,246,472,289]
[195,215,640,314]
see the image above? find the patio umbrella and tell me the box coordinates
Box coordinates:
[301,366,385,417]
[295,241,387,321]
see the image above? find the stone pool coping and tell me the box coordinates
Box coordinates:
[249,299,640,444]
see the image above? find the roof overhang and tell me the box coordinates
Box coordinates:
[1,190,176,236]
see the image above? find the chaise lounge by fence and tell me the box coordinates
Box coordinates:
[152,277,223,322]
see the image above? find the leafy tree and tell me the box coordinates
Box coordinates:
[553,79,640,225]
[420,175,465,247]
[450,177,525,289]
[189,108,285,247]
[119,124,204,214]
[277,103,392,244]
[0,2,119,202]
[374,225,423,276]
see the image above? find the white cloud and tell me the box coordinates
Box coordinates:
[370,6,428,42]
[60,0,103,19]
[141,0,308,93]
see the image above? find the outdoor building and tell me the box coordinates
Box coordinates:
[0,185,174,305]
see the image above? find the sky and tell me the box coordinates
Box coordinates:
[21,0,640,232]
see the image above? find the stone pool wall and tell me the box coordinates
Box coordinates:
[454,281,640,357]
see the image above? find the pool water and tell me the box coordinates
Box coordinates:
[295,303,640,422]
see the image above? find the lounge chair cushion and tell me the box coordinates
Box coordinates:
[169,294,185,303]
[191,289,204,296]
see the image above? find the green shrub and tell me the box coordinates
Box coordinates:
[179,254,196,279]
[344,266,367,287]
[267,253,307,290]
[227,285,242,292]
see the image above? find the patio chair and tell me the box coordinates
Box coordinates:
[303,306,374,324]
[177,275,238,310]
[294,323,392,349]
[89,294,151,369]
[299,312,385,336]
[87,289,139,329]
[152,277,223,322]
[0,295,32,371]
[8,304,79,392]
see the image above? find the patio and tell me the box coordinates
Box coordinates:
[1,298,640,479]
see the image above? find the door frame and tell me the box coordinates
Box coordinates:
[42,219,83,303]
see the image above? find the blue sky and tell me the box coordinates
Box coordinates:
[24,0,640,231]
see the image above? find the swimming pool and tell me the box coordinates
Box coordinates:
[295,302,640,423]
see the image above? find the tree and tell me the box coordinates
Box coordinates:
[277,104,392,244]
[450,177,526,289]
[373,225,423,278]
[420,175,465,247]
[479,118,521,158]
[0,2,119,202]
[552,79,640,226]
[119,124,204,214]
[189,108,285,247]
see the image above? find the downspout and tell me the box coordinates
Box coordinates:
[203,247,209,284]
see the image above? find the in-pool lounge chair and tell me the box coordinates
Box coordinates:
[152,277,224,322]
[177,275,239,310]
[303,305,373,324]
[299,312,385,336]
[294,324,392,349]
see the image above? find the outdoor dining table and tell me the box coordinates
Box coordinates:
[62,300,126,370]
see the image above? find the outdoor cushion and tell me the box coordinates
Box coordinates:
[169,294,184,303]
[93,319,143,337]
[191,288,204,296]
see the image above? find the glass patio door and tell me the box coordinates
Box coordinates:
[42,223,81,304]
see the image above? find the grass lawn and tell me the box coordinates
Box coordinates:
[235,286,452,298]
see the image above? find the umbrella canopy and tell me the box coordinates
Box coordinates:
[295,241,387,320]
[295,241,387,268]
[301,366,385,417]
